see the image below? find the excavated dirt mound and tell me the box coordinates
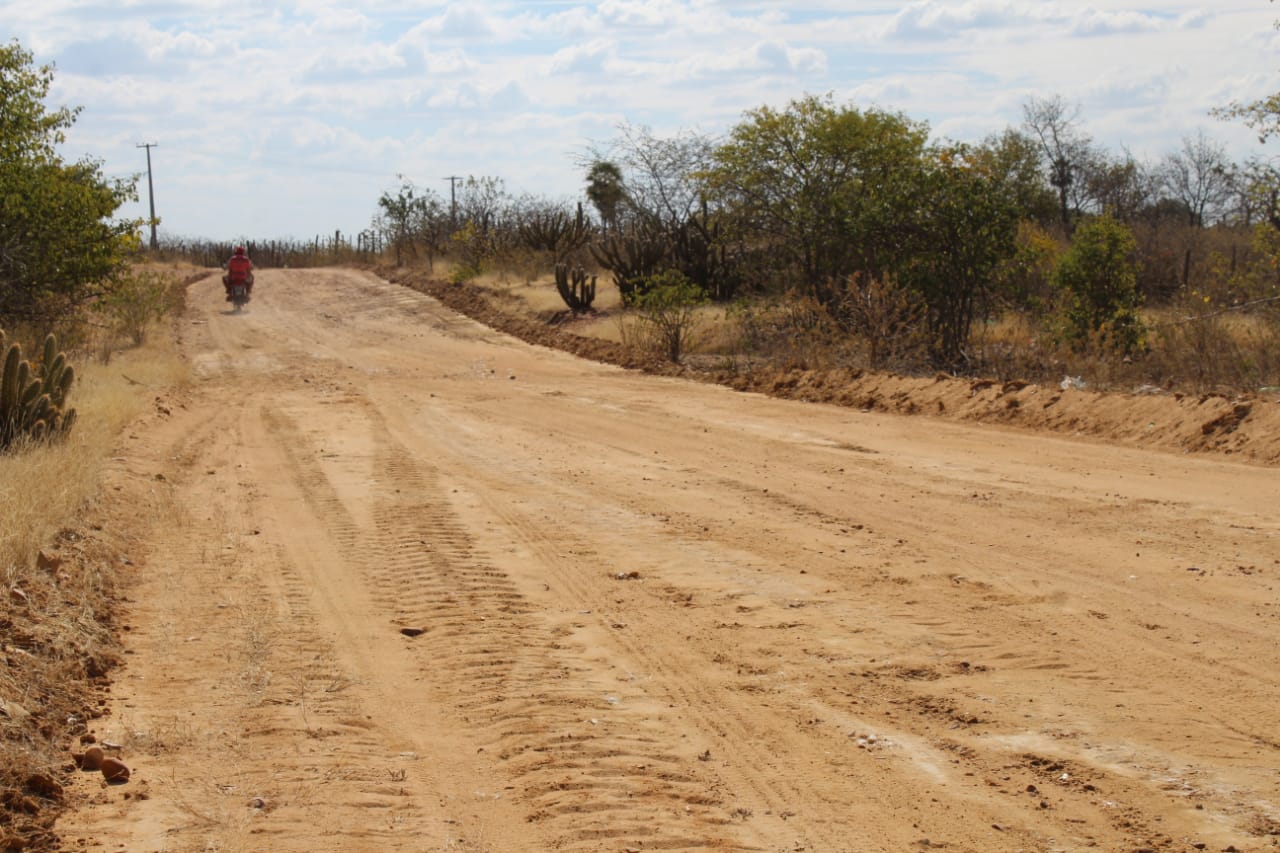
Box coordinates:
[382,267,1280,465]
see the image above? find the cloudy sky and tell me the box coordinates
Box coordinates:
[4,1,1279,242]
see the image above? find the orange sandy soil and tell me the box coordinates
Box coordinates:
[50,267,1278,852]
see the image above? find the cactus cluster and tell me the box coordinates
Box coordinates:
[554,263,598,314]
[589,221,666,305]
[1,330,78,451]
[588,198,741,305]
[519,202,593,264]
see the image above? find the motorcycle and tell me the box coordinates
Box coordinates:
[222,266,254,313]
[227,282,251,312]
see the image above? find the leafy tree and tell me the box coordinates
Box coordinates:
[1085,149,1156,224]
[1054,215,1144,352]
[1215,76,1280,143]
[455,175,511,235]
[703,93,929,301]
[1213,16,1280,229]
[971,128,1058,227]
[994,221,1062,314]
[376,180,444,266]
[1221,158,1279,228]
[896,145,1021,367]
[0,41,139,325]
[584,160,626,233]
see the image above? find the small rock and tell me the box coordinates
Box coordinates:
[399,626,426,637]
[80,746,105,771]
[100,757,130,783]
[248,796,268,809]
[614,571,641,581]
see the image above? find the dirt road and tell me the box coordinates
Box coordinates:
[57,268,1280,852]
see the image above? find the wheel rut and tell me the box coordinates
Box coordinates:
[263,394,751,851]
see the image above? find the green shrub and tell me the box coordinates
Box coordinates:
[632,270,707,363]
[103,268,175,346]
[1053,215,1145,353]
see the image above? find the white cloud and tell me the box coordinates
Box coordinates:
[9,0,1279,240]
[661,39,829,78]
[411,2,499,39]
[880,1,1171,42]
[549,39,616,75]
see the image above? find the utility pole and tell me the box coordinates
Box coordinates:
[444,176,462,228]
[137,142,159,251]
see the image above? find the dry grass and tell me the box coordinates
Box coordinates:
[967,304,1280,393]
[0,342,188,580]
[470,269,625,318]
[400,258,1280,393]
[0,283,190,851]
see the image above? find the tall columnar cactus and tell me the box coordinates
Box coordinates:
[589,221,666,305]
[554,263,598,314]
[0,330,77,451]
[519,202,593,264]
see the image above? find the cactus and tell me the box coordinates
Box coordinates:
[0,329,78,452]
[588,221,667,305]
[518,202,593,264]
[554,263,598,314]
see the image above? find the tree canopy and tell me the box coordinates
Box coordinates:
[0,40,139,325]
[703,94,930,298]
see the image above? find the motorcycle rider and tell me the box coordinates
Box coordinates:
[222,245,255,302]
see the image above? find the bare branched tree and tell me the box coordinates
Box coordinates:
[1160,130,1234,228]
[1022,95,1096,235]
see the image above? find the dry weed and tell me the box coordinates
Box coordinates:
[0,301,189,850]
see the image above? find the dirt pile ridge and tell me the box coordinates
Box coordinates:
[381,266,1280,466]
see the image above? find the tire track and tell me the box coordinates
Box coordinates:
[262,393,755,851]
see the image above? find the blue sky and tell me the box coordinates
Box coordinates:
[4,1,1278,242]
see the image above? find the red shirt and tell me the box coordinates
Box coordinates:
[227,254,253,283]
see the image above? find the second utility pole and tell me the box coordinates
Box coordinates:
[444,176,462,229]
[137,142,159,251]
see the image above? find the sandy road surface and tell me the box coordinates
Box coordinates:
[57,268,1280,852]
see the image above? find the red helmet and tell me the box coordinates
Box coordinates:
[233,245,246,256]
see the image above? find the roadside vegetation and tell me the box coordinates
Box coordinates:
[1,40,194,850]
[339,93,1280,395]
[150,92,1280,397]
